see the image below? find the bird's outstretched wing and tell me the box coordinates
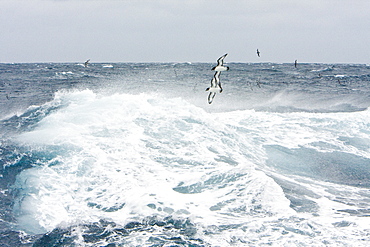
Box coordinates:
[208,92,216,104]
[216,54,228,66]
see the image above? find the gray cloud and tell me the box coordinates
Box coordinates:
[1,0,369,63]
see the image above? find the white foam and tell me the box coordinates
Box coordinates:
[220,108,370,158]
[11,90,370,245]
[13,90,292,235]
[102,64,114,68]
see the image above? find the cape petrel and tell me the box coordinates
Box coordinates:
[84,59,90,67]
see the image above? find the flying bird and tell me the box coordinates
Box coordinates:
[256,77,261,88]
[84,59,90,67]
[256,49,260,57]
[206,71,223,104]
[294,60,298,68]
[212,54,229,71]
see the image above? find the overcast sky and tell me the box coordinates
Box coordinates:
[1,0,369,64]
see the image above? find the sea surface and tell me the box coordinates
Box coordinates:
[1,62,370,246]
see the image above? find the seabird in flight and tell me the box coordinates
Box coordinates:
[294,60,298,68]
[84,59,90,67]
[212,54,229,71]
[256,77,261,88]
[206,71,222,104]
[257,49,260,57]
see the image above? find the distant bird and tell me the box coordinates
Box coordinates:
[256,49,260,57]
[256,77,261,88]
[212,54,229,71]
[206,71,222,104]
[6,94,10,100]
[338,79,346,86]
[84,59,90,67]
[294,60,298,68]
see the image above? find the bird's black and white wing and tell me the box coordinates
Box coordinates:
[216,54,228,66]
[208,92,216,104]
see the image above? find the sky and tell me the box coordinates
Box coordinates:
[1,0,369,64]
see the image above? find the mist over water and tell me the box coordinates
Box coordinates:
[1,63,370,246]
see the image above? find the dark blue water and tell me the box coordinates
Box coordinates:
[1,62,370,246]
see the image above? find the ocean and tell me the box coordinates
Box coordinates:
[0,62,370,246]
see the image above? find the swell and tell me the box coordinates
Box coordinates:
[2,62,370,245]
[4,90,290,239]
